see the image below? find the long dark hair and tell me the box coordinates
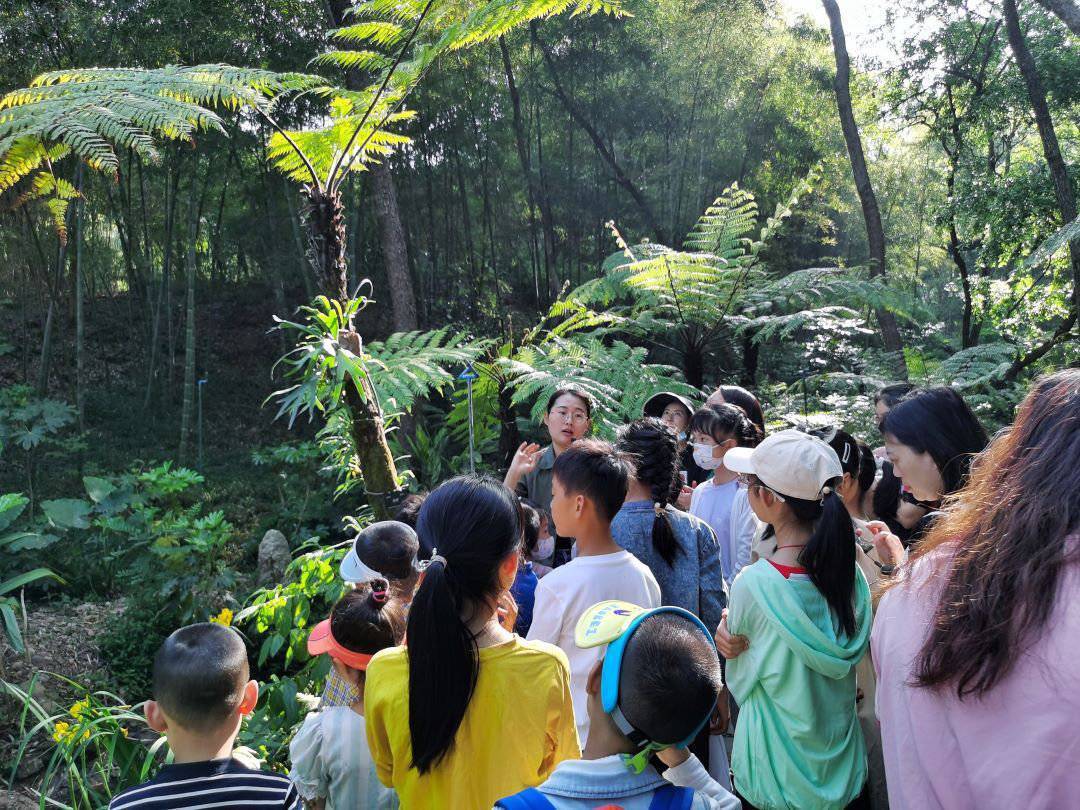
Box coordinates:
[690,403,762,448]
[787,485,859,638]
[407,476,522,773]
[617,418,681,566]
[897,370,1080,698]
[715,385,765,435]
[882,387,989,497]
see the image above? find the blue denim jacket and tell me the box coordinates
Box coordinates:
[501,754,740,810]
[611,502,727,633]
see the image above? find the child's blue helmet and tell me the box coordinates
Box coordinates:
[575,600,718,773]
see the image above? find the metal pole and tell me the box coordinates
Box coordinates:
[466,376,476,475]
[197,378,207,470]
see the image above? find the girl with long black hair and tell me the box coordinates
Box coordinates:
[611,418,726,633]
[364,476,579,809]
[719,430,872,809]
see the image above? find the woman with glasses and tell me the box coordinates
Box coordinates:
[716,430,873,810]
[504,386,593,567]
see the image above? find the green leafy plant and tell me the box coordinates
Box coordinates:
[0,386,78,504]
[3,673,165,809]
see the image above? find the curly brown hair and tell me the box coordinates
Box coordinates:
[892,369,1080,699]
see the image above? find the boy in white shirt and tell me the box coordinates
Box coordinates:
[528,439,661,745]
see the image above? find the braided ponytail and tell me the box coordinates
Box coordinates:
[617,418,682,567]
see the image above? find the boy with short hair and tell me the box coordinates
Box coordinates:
[109,623,301,810]
[527,440,661,745]
[498,601,740,809]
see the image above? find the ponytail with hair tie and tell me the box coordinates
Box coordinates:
[617,418,682,568]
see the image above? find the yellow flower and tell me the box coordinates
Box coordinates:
[120,727,129,738]
[209,608,233,626]
[52,722,71,743]
[69,699,90,719]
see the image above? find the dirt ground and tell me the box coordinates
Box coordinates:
[0,599,123,809]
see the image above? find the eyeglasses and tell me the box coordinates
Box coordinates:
[737,474,786,502]
[551,408,589,424]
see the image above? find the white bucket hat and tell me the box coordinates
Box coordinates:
[723,429,842,502]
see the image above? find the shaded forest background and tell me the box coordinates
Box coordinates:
[1,0,1077,509]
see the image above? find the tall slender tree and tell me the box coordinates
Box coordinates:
[1034,0,1080,33]
[821,0,907,377]
[1002,0,1079,378]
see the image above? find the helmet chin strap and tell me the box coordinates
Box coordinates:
[611,704,669,774]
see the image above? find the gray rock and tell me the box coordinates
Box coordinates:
[257,530,291,585]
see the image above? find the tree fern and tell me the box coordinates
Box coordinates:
[0,65,326,233]
[365,329,485,413]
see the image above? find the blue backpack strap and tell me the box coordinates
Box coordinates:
[649,783,695,810]
[494,787,556,810]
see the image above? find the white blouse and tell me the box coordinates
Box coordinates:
[288,707,397,810]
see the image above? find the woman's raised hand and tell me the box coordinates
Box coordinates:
[506,442,542,482]
[714,609,749,659]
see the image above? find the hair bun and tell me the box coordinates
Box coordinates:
[369,577,390,606]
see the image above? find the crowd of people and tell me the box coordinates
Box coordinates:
[108,369,1080,810]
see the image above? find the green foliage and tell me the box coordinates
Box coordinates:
[234,543,349,768]
[2,674,165,809]
[0,65,326,232]
[365,328,485,414]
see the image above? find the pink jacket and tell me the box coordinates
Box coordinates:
[872,545,1080,810]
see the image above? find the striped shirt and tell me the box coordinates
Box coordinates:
[109,757,302,810]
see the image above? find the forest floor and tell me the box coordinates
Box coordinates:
[0,598,123,808]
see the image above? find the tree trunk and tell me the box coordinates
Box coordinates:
[532,26,666,245]
[740,334,759,387]
[74,169,86,433]
[683,342,705,390]
[1003,0,1079,378]
[821,0,908,378]
[305,185,350,303]
[1034,0,1080,34]
[370,161,419,330]
[178,173,199,463]
[500,35,546,306]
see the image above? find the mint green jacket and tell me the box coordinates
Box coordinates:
[726,559,871,810]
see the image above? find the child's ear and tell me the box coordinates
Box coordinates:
[575,494,586,517]
[586,658,604,696]
[237,680,259,716]
[499,550,519,585]
[145,700,168,733]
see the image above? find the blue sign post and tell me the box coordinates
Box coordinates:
[458,363,480,475]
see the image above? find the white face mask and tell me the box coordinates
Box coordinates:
[693,442,724,470]
[532,534,555,561]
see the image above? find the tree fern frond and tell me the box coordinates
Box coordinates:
[0,64,326,227]
[310,50,391,72]
[329,21,406,48]
[365,329,486,413]
[683,183,758,254]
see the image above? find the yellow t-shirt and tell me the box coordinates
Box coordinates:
[364,636,580,809]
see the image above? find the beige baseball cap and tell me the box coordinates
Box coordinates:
[723,429,842,501]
